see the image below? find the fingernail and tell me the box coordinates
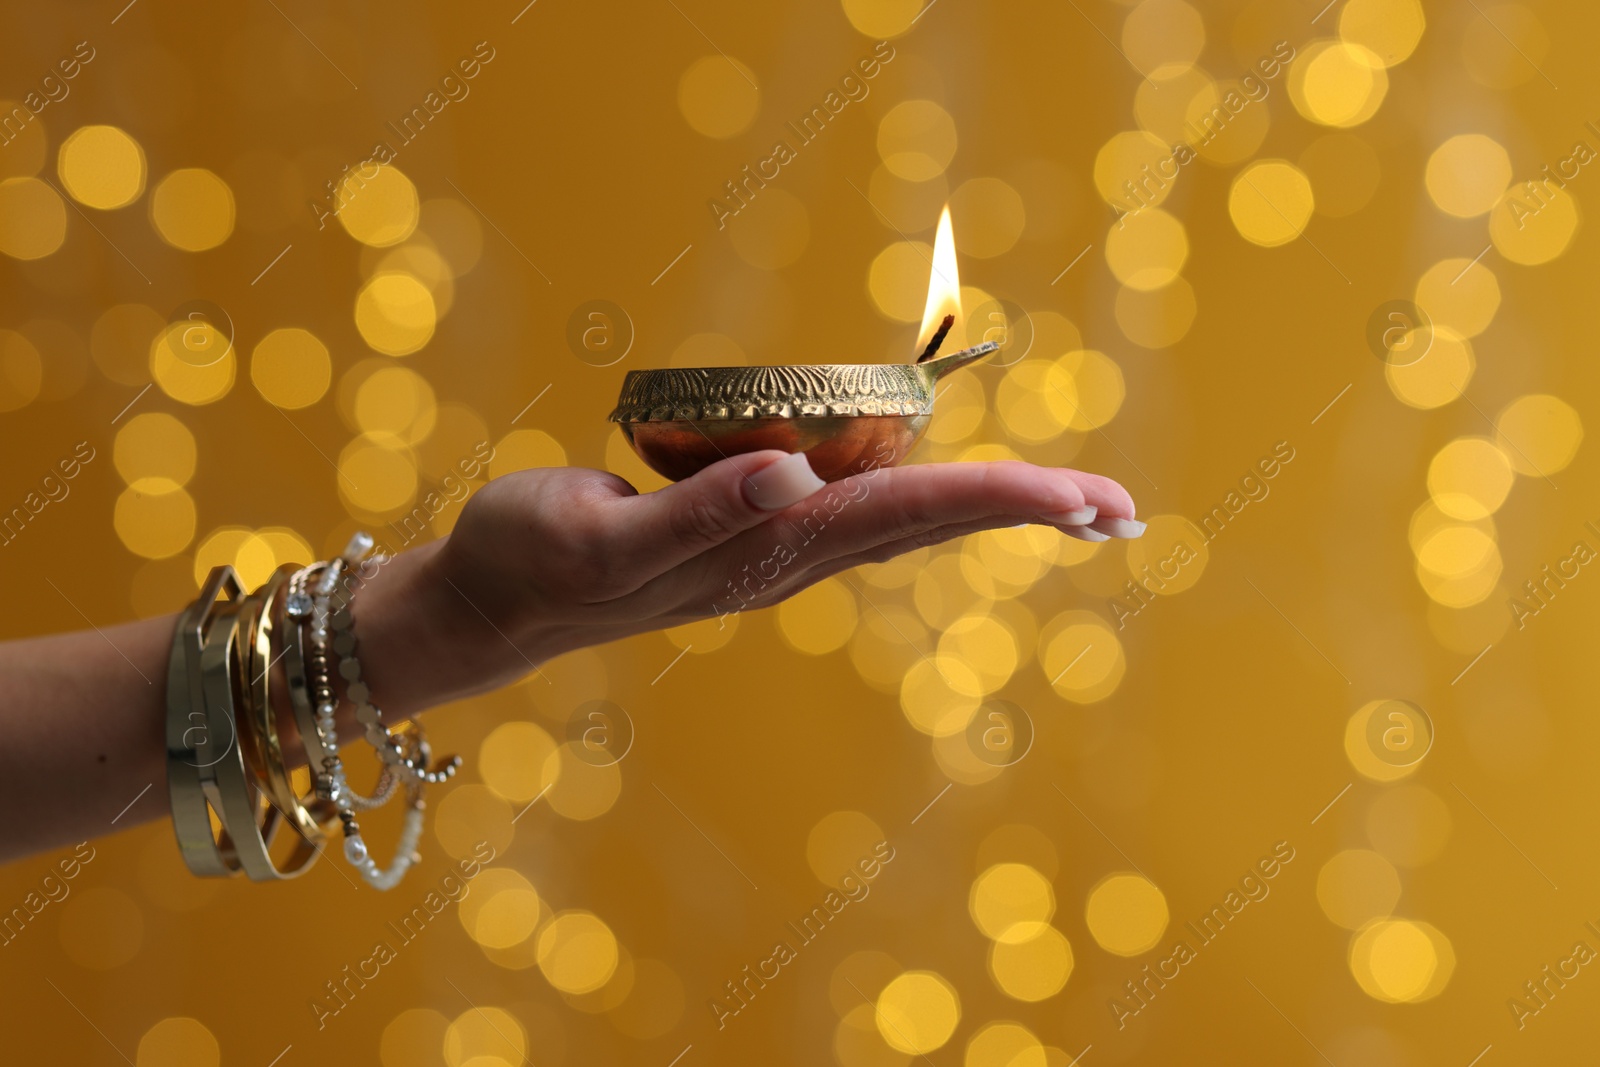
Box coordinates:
[743,452,825,510]
[1061,525,1111,542]
[1089,517,1146,539]
[1044,506,1097,526]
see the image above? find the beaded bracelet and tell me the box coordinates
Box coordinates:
[167,532,460,889]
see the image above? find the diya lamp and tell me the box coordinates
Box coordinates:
[609,206,1002,482]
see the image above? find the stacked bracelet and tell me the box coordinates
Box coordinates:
[166,531,460,890]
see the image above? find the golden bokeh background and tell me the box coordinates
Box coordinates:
[2,0,1597,1063]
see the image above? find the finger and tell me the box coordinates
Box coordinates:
[758,460,1095,569]
[609,449,825,579]
[1061,470,1138,520]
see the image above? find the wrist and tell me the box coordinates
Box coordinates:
[349,538,541,718]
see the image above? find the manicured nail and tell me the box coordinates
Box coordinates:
[1045,506,1097,526]
[743,452,825,510]
[1089,517,1146,539]
[1061,526,1111,542]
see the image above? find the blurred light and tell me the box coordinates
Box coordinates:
[444,1006,526,1066]
[997,359,1075,443]
[1229,160,1314,247]
[777,577,859,655]
[537,911,620,994]
[938,614,1018,693]
[1039,612,1125,702]
[1426,135,1511,218]
[356,365,438,445]
[458,868,541,949]
[669,331,746,368]
[0,176,67,259]
[250,327,331,410]
[135,1017,218,1067]
[58,125,146,209]
[1490,183,1580,265]
[0,329,43,411]
[899,656,983,736]
[337,435,419,515]
[728,188,810,270]
[926,370,985,443]
[1122,0,1205,79]
[678,56,760,139]
[114,480,196,559]
[1188,79,1272,165]
[150,168,235,251]
[1084,873,1169,956]
[807,811,886,884]
[1135,67,1216,146]
[545,749,622,820]
[1094,130,1175,210]
[1057,350,1125,430]
[1289,40,1388,127]
[1116,279,1197,348]
[1496,394,1583,476]
[1124,514,1209,597]
[966,527,1056,594]
[1317,849,1401,930]
[875,971,960,1054]
[336,165,420,247]
[950,177,1025,259]
[1428,437,1514,519]
[150,320,236,406]
[1298,132,1381,217]
[877,101,957,181]
[841,0,921,38]
[1386,329,1474,409]
[1339,0,1425,67]
[1414,258,1500,339]
[970,863,1055,941]
[1343,699,1427,782]
[1105,207,1187,289]
[966,1021,1048,1065]
[830,950,904,1018]
[371,239,456,317]
[479,721,560,803]
[1366,785,1452,868]
[868,240,932,322]
[381,1009,449,1067]
[1349,919,1455,1003]
[114,412,196,487]
[355,272,437,355]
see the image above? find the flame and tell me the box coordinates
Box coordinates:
[915,204,966,356]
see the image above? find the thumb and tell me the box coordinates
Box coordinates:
[616,450,824,576]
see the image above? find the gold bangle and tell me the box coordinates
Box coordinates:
[165,566,242,877]
[193,572,319,880]
[244,566,339,848]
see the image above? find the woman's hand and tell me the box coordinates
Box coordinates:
[354,452,1143,715]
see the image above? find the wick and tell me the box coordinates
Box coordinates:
[916,314,956,364]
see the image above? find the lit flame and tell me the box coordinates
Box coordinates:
[915,204,966,357]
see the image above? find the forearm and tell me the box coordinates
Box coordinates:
[0,537,523,866]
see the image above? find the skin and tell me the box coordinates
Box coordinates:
[0,452,1136,865]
